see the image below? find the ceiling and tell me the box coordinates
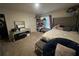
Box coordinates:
[0,3,78,15]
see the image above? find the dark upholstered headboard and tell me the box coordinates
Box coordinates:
[53,17,77,31]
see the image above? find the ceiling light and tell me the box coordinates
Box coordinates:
[35,3,39,7]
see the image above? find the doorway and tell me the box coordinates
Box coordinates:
[0,14,8,39]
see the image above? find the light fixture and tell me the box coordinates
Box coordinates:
[35,3,39,8]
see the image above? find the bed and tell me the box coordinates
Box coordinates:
[35,16,79,56]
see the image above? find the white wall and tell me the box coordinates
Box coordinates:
[40,9,72,28]
[41,9,71,18]
[51,9,71,18]
[40,9,71,24]
[0,9,36,35]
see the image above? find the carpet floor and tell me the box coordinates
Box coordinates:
[0,32,43,56]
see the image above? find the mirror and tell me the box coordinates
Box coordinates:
[14,21,25,30]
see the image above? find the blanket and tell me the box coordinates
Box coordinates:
[42,28,79,43]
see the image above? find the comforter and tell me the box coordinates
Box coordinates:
[42,28,79,44]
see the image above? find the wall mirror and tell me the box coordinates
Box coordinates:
[14,21,25,29]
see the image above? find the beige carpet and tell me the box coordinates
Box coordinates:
[0,32,43,56]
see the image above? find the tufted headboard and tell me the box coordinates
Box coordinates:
[53,17,77,31]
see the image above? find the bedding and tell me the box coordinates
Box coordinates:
[42,28,79,44]
[53,24,64,30]
[35,27,79,56]
[43,38,79,56]
[63,26,72,31]
[40,37,48,43]
[55,43,76,56]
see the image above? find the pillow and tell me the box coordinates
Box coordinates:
[63,26,72,31]
[55,43,76,56]
[40,37,48,43]
[53,24,64,30]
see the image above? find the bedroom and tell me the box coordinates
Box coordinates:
[0,3,79,56]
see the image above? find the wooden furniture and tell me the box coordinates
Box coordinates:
[9,21,31,41]
[9,29,30,41]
